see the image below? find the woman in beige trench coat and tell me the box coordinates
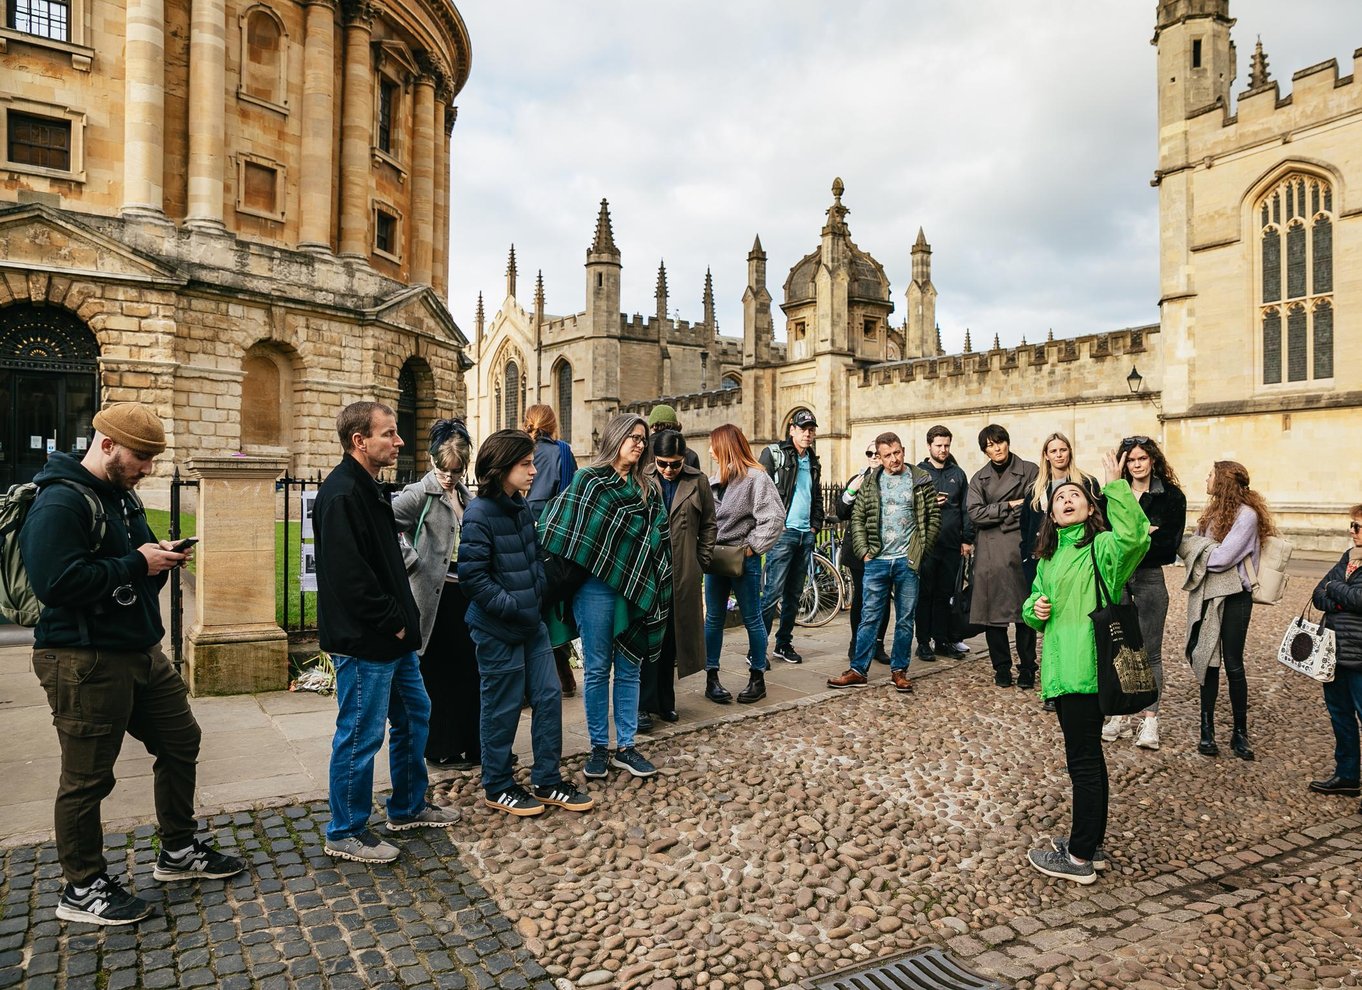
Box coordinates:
[640,430,717,724]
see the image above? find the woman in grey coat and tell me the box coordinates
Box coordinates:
[393,420,478,768]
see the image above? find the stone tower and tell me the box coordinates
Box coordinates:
[904,227,938,357]
[583,199,623,435]
[742,235,773,367]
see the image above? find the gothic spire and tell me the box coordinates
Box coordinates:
[914,226,928,250]
[935,323,942,354]
[1248,36,1273,90]
[590,198,618,255]
[963,329,973,353]
[505,244,517,298]
[750,234,765,258]
[992,332,1001,350]
[1047,328,1055,342]
[655,260,668,301]
[703,268,715,328]
[474,291,484,342]
[534,269,544,310]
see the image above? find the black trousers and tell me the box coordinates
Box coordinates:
[916,550,963,651]
[985,624,1037,677]
[1189,588,1253,718]
[845,553,890,656]
[1055,692,1108,861]
[639,617,676,715]
[33,645,201,885]
[421,581,481,763]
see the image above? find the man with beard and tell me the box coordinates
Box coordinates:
[21,402,244,925]
[915,425,975,662]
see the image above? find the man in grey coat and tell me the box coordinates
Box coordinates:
[966,423,1040,689]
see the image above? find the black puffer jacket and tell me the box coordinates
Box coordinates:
[1134,478,1187,569]
[759,438,824,532]
[918,455,975,554]
[458,490,546,644]
[1313,549,1362,672]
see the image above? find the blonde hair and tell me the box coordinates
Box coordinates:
[1031,432,1094,510]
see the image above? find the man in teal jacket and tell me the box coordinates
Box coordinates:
[828,432,940,692]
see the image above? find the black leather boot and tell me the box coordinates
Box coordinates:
[705,671,732,704]
[1226,663,1254,760]
[1198,667,1220,757]
[736,670,766,704]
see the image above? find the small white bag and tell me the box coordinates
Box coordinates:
[1277,606,1336,683]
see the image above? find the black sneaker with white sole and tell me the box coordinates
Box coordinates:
[153,839,246,882]
[610,747,657,778]
[534,782,595,812]
[1027,847,1097,885]
[56,873,153,926]
[773,644,803,664]
[484,784,545,817]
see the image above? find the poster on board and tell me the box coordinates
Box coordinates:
[299,491,317,539]
[300,542,318,592]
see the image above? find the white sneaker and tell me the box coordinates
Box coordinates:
[951,642,970,653]
[1135,715,1160,750]
[1101,715,1130,742]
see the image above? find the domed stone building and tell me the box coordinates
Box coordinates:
[0,0,472,487]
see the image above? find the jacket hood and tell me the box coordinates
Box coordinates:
[33,451,125,499]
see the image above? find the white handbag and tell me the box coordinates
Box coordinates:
[1277,606,1336,683]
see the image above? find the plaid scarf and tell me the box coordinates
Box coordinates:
[538,466,673,666]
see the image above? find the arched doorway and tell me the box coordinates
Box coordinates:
[0,305,99,486]
[396,361,418,482]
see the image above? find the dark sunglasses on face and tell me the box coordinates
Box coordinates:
[1351,522,1362,533]
[865,450,876,458]
[655,459,684,472]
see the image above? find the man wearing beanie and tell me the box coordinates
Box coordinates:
[20,401,244,926]
[647,404,701,470]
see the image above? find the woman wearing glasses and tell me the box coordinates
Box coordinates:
[539,414,672,781]
[1101,436,1185,751]
[1307,507,1362,800]
[392,420,479,769]
[837,445,890,664]
[640,431,717,726]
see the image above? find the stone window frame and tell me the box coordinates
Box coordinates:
[236,3,290,116]
[372,199,402,262]
[0,0,93,70]
[1252,167,1335,391]
[234,152,287,222]
[371,42,415,179]
[490,340,528,433]
[553,356,572,443]
[0,96,85,182]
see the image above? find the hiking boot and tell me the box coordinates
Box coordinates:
[484,785,546,817]
[534,782,595,812]
[583,746,611,779]
[1135,716,1161,751]
[1027,847,1096,885]
[1050,836,1110,872]
[704,671,732,704]
[1309,774,1362,796]
[773,644,803,664]
[736,670,766,704]
[153,839,246,882]
[891,669,914,694]
[611,747,657,778]
[56,874,153,926]
[386,804,461,831]
[325,832,400,863]
[1101,715,1131,742]
[827,669,868,689]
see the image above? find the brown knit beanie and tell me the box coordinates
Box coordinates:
[92,402,167,455]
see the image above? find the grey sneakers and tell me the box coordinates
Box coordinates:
[56,873,153,926]
[153,839,247,882]
[325,831,400,863]
[386,804,461,831]
[1028,847,1097,885]
[1050,836,1110,871]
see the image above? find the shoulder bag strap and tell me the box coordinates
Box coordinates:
[1090,542,1113,610]
[411,492,437,550]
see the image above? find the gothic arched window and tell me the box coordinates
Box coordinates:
[1259,173,1333,384]
[555,360,572,443]
[504,360,520,430]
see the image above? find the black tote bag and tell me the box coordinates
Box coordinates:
[1089,544,1158,715]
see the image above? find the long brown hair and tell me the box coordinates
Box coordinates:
[709,423,760,485]
[523,404,558,441]
[1198,460,1277,541]
[1121,436,1181,489]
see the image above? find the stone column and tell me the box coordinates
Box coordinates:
[435,104,455,298]
[410,69,436,284]
[185,0,227,229]
[298,0,337,251]
[338,1,374,258]
[183,455,290,695]
[122,0,166,217]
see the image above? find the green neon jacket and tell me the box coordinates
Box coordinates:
[1022,481,1150,700]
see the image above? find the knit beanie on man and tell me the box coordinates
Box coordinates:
[648,404,679,428]
[92,402,167,455]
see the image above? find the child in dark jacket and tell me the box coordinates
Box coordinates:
[458,430,593,818]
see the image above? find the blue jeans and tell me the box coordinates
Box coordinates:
[469,621,563,796]
[762,528,814,648]
[573,576,642,750]
[851,557,920,674]
[704,552,767,672]
[1323,668,1362,781]
[327,652,431,841]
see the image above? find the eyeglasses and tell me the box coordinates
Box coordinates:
[655,459,684,472]
[1350,522,1362,534]
[626,434,647,445]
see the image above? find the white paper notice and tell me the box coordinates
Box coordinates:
[29,436,41,449]
[300,542,318,592]
[299,491,317,539]
[75,436,88,451]
[45,438,56,454]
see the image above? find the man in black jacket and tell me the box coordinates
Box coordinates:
[22,402,244,926]
[316,401,457,864]
[758,409,823,663]
[915,426,975,662]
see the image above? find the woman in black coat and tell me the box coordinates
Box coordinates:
[1308,505,1362,798]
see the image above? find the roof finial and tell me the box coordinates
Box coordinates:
[749,234,765,258]
[655,260,668,300]
[825,177,850,231]
[505,244,517,297]
[1248,36,1273,90]
[992,332,1001,350]
[1047,327,1055,342]
[534,269,544,310]
[963,329,973,353]
[590,198,618,255]
[914,226,928,250]
[935,323,943,355]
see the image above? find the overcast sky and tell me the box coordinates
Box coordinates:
[446,2,1362,354]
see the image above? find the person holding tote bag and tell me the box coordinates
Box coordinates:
[1307,505,1362,799]
[392,419,478,769]
[1021,449,1149,885]
[640,430,717,725]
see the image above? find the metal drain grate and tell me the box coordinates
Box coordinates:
[804,945,1013,990]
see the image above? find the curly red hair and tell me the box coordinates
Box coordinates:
[1197,460,1277,542]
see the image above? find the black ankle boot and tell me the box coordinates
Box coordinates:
[736,670,766,704]
[1198,668,1220,756]
[1226,665,1254,760]
[705,671,732,704]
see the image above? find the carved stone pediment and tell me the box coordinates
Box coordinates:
[0,204,185,286]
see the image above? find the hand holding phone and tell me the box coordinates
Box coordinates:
[170,538,199,553]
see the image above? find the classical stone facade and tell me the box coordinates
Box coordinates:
[0,0,472,489]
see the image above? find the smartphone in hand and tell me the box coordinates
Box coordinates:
[171,537,199,552]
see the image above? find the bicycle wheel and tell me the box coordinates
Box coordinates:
[796,552,844,627]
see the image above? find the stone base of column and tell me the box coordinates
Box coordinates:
[119,206,171,222]
[185,217,229,234]
[185,623,290,696]
[298,241,334,255]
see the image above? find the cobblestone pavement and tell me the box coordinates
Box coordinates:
[7,562,1362,989]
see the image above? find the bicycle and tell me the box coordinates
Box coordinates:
[795,549,844,627]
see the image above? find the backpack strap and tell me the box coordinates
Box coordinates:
[49,479,107,550]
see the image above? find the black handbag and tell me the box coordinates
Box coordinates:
[949,553,984,641]
[1089,544,1157,715]
[704,544,746,579]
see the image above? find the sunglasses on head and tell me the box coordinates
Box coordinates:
[1120,436,1151,450]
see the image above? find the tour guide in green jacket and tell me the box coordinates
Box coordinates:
[1020,455,1150,886]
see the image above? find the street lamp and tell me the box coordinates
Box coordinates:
[1126,365,1143,394]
